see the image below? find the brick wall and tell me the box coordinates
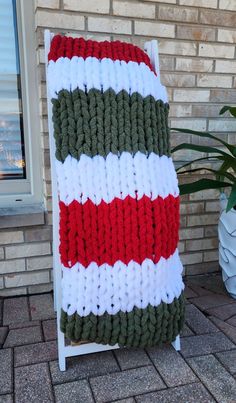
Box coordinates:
[0,226,53,296]
[0,0,235,296]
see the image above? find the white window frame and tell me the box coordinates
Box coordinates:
[0,0,42,208]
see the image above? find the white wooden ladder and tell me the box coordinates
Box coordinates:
[44,29,180,371]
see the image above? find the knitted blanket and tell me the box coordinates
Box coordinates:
[48,35,185,347]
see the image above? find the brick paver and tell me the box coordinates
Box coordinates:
[54,380,94,403]
[90,366,166,402]
[135,383,215,403]
[206,303,236,320]
[0,395,13,403]
[9,320,40,330]
[187,354,236,402]
[190,293,234,311]
[3,297,29,325]
[42,319,57,341]
[216,350,236,374]
[0,300,3,325]
[14,340,57,367]
[114,348,151,370]
[184,286,198,299]
[1,275,236,402]
[185,304,218,334]
[180,324,194,337]
[4,326,42,348]
[210,316,236,344]
[15,363,54,403]
[226,316,236,327]
[0,349,12,395]
[147,345,197,387]
[29,294,55,321]
[186,284,215,297]
[194,274,226,296]
[50,351,119,384]
[0,327,8,346]
[181,331,235,357]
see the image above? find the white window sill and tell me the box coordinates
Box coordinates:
[0,205,45,229]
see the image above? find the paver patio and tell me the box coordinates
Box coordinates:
[1,274,236,403]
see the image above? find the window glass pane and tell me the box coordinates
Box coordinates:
[0,0,26,180]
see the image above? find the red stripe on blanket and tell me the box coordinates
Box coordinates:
[48,35,155,73]
[59,194,179,268]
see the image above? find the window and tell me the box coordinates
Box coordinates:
[0,0,42,207]
[0,0,26,180]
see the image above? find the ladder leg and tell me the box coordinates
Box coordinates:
[171,335,181,351]
[58,352,66,372]
[57,327,67,371]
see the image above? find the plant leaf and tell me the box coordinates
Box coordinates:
[220,105,236,118]
[172,143,230,157]
[171,127,236,156]
[179,178,232,196]
[226,184,236,212]
[177,167,235,183]
[175,156,222,172]
[175,155,236,173]
[172,144,236,171]
[217,160,232,182]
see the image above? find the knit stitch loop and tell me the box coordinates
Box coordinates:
[52,89,170,162]
[60,292,185,347]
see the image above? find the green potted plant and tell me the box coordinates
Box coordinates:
[171,105,236,299]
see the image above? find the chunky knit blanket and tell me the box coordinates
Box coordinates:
[48,35,185,347]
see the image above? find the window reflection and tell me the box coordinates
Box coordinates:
[0,0,26,180]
